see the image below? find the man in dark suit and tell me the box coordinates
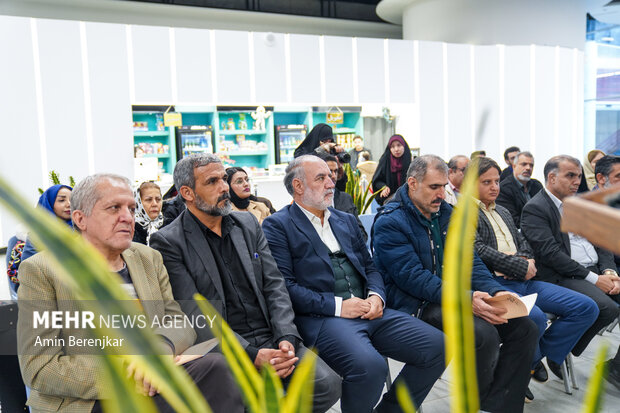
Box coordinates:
[373,154,538,413]
[496,151,543,228]
[262,155,445,413]
[500,146,520,181]
[473,157,598,393]
[150,154,341,413]
[521,154,620,379]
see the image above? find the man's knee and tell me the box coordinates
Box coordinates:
[473,318,501,353]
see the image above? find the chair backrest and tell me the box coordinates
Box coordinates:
[359,214,376,250]
[370,199,380,214]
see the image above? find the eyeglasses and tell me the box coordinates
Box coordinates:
[233,177,251,185]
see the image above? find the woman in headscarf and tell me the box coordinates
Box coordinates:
[581,149,606,191]
[20,184,73,263]
[133,181,164,245]
[226,167,272,224]
[294,123,345,158]
[371,134,412,205]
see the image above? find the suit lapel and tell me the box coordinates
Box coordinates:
[290,203,332,267]
[229,225,270,322]
[541,191,570,250]
[122,247,156,301]
[477,210,498,250]
[182,212,226,301]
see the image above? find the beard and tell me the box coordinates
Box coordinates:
[302,188,335,211]
[517,173,531,182]
[195,192,232,216]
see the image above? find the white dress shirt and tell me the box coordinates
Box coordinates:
[545,188,599,284]
[296,203,383,316]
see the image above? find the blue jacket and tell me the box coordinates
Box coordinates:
[262,203,386,346]
[372,184,504,315]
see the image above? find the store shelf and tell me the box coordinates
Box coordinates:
[226,151,269,156]
[134,131,169,137]
[332,127,357,134]
[140,153,170,158]
[219,129,267,136]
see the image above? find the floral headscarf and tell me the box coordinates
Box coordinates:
[134,187,164,245]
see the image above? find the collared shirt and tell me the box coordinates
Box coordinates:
[296,203,383,316]
[476,199,517,255]
[444,180,458,206]
[410,202,443,277]
[515,179,533,202]
[544,188,599,284]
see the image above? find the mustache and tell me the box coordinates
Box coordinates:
[219,193,231,202]
[431,198,442,205]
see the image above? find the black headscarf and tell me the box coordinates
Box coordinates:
[294,123,334,158]
[226,167,253,209]
[371,134,412,204]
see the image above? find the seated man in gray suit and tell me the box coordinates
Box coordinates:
[18,173,243,413]
[150,154,341,413]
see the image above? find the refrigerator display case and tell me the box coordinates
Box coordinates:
[275,124,307,164]
[176,125,214,159]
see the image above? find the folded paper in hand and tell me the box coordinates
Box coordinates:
[175,338,218,365]
[485,293,538,320]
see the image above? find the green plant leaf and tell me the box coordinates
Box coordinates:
[262,364,284,412]
[581,342,609,413]
[0,174,209,413]
[100,355,158,413]
[281,349,316,413]
[395,381,416,413]
[194,294,263,413]
[441,161,480,413]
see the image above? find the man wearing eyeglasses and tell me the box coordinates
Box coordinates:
[444,155,469,205]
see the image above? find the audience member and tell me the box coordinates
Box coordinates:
[262,155,445,412]
[521,155,620,380]
[471,150,486,159]
[318,153,368,242]
[21,184,73,263]
[500,146,521,181]
[583,149,606,191]
[444,155,469,205]
[294,123,343,158]
[133,181,165,245]
[18,173,243,413]
[225,167,271,225]
[372,134,412,206]
[348,135,372,169]
[372,154,538,413]
[162,193,186,224]
[496,151,543,228]
[472,157,598,398]
[594,155,620,189]
[149,153,341,413]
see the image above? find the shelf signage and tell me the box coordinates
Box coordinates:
[326,106,343,124]
[164,112,182,127]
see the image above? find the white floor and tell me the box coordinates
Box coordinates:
[327,326,620,413]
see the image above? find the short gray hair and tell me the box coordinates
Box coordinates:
[284,155,321,195]
[447,155,468,170]
[513,151,534,166]
[543,155,581,183]
[407,154,449,181]
[173,153,221,192]
[71,173,132,217]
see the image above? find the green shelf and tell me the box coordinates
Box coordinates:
[134,131,169,137]
[141,153,170,158]
[226,151,269,156]
[219,129,267,136]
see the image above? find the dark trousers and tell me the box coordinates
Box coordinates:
[421,303,538,413]
[313,308,445,413]
[498,279,599,364]
[92,353,243,413]
[557,278,620,356]
[0,355,27,412]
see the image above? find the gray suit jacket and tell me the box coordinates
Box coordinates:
[475,203,534,280]
[150,210,300,347]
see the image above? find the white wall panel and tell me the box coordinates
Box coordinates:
[85,22,133,177]
[558,47,573,159]
[504,46,531,156]
[417,41,445,157]
[37,19,90,182]
[213,30,251,103]
[253,31,287,103]
[474,45,500,162]
[131,25,172,102]
[446,43,472,157]
[324,36,354,103]
[0,16,42,243]
[575,52,585,158]
[289,34,321,103]
[356,38,385,103]
[388,39,415,104]
[533,46,556,168]
[174,27,213,103]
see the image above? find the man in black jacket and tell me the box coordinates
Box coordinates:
[500,146,520,181]
[150,153,341,413]
[521,155,620,379]
[496,151,543,228]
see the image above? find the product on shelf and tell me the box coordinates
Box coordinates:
[134,142,169,157]
[133,121,148,132]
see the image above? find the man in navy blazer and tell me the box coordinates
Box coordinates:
[262,155,446,413]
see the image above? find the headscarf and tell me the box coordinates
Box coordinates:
[134,186,164,245]
[584,149,605,190]
[38,184,73,227]
[372,135,412,198]
[226,167,253,210]
[294,123,334,158]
